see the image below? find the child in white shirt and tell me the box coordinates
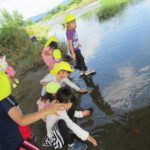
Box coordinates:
[43,87,98,150]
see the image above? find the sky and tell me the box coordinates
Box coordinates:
[0,0,65,19]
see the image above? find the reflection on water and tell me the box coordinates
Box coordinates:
[82,75,113,115]
[103,64,150,114]
[71,0,150,149]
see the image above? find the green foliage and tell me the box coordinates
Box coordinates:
[0,9,46,73]
[0,9,24,27]
[25,23,51,39]
[0,9,68,74]
[97,0,133,21]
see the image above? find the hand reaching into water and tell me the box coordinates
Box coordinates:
[79,89,88,93]
[82,110,91,117]
[72,53,76,60]
[78,43,82,48]
[87,135,98,147]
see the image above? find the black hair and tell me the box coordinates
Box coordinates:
[48,41,57,49]
[56,87,76,104]
[0,53,3,57]
[41,92,55,102]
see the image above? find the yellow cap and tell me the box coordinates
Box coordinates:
[65,14,76,23]
[45,36,59,46]
[46,82,61,94]
[50,61,74,75]
[0,71,12,101]
[53,49,62,60]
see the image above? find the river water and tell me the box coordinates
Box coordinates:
[14,0,150,150]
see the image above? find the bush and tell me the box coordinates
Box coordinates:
[97,0,133,21]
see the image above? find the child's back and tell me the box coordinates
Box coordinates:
[44,87,97,150]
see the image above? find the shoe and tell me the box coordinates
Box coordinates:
[68,140,87,150]
[80,71,85,76]
[12,83,17,88]
[14,78,19,84]
[84,69,95,76]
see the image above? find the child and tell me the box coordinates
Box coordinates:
[43,87,98,150]
[42,36,59,70]
[52,49,63,66]
[0,70,66,150]
[40,61,88,96]
[0,53,19,88]
[65,14,95,76]
[37,82,61,121]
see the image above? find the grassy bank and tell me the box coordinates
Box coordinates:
[97,0,134,21]
[0,10,69,76]
[81,0,138,21]
[25,23,51,39]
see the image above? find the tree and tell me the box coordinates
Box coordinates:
[0,9,24,28]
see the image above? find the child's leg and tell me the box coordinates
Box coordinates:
[58,120,75,145]
[75,50,87,71]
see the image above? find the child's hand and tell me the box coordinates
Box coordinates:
[47,101,66,115]
[79,89,88,93]
[78,43,82,47]
[72,53,76,60]
[87,135,98,147]
[82,110,91,117]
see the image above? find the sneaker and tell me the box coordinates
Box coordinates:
[12,83,17,88]
[84,69,95,76]
[14,78,19,84]
[68,140,87,150]
[80,71,85,76]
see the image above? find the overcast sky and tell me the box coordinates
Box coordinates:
[0,0,65,19]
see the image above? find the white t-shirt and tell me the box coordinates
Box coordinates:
[40,73,81,96]
[46,110,89,141]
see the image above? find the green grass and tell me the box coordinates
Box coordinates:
[97,0,133,21]
[25,23,51,39]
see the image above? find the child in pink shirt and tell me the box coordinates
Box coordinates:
[37,82,61,122]
[42,36,59,70]
[0,53,19,88]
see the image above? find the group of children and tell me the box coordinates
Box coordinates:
[38,13,97,150]
[0,13,97,150]
[42,14,95,76]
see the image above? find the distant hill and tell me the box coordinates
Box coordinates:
[28,13,46,22]
[28,0,69,22]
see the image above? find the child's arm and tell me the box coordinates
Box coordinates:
[74,110,91,118]
[40,73,53,86]
[8,103,65,126]
[44,50,52,56]
[68,40,76,60]
[78,43,82,48]
[42,47,52,56]
[59,111,98,146]
[63,78,88,93]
